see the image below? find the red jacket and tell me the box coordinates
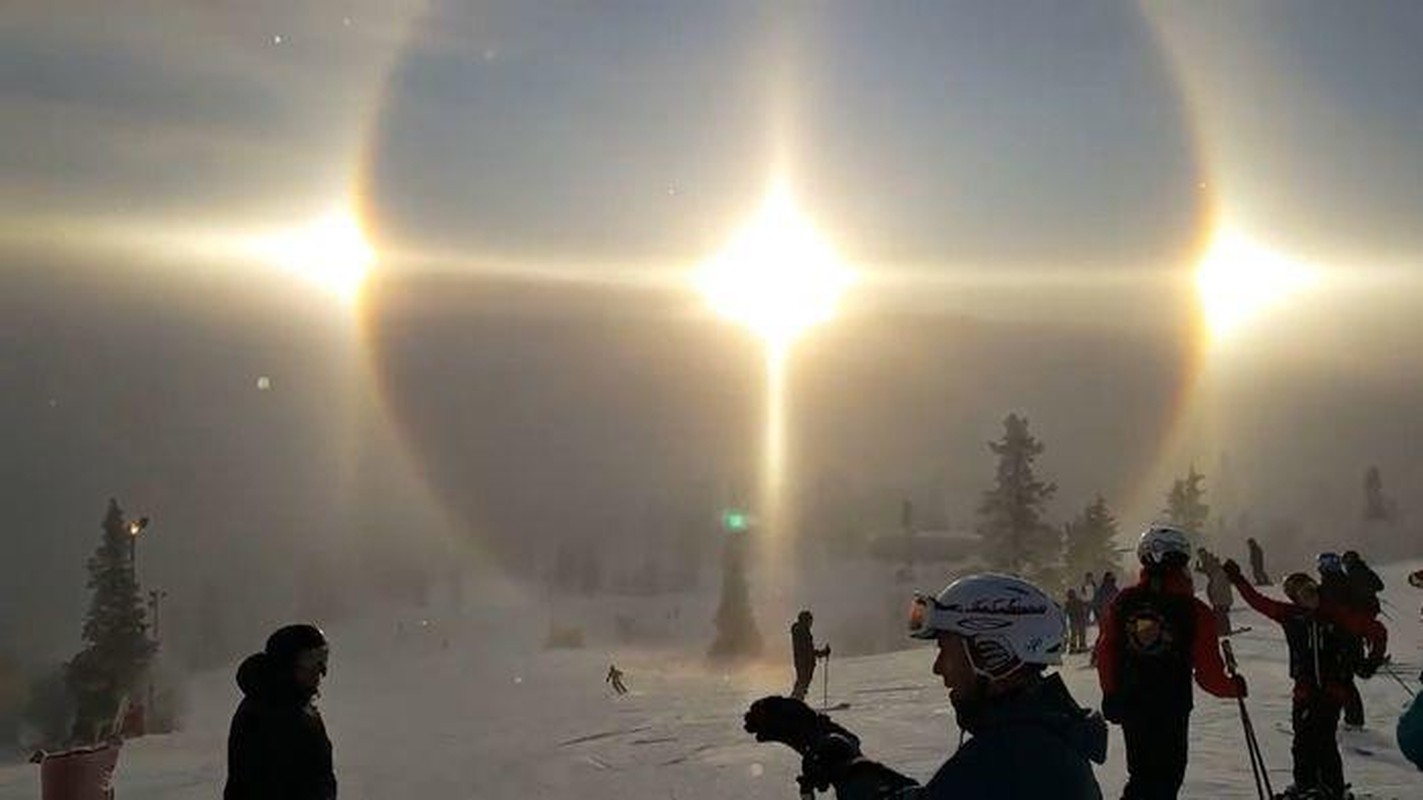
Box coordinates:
[1095,568,1242,701]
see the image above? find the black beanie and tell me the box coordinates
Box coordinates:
[264,623,328,667]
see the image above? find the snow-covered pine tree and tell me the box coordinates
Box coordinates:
[66,498,156,741]
[976,414,1058,580]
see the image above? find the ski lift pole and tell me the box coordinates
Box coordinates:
[1221,639,1274,800]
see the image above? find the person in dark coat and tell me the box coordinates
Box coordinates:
[1246,537,1271,586]
[790,610,830,701]
[1097,527,1245,800]
[1342,551,1384,618]
[745,573,1106,799]
[1318,553,1370,729]
[1225,563,1387,798]
[1065,589,1091,654]
[225,624,336,800]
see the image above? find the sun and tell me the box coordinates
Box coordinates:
[248,208,376,306]
[1196,226,1318,342]
[695,179,854,347]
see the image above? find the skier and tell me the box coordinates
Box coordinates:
[606,664,628,695]
[1400,679,1423,771]
[790,610,830,702]
[1065,589,1091,654]
[1088,571,1119,668]
[1223,562,1388,799]
[225,624,336,800]
[1195,548,1235,635]
[1341,551,1383,618]
[1247,537,1271,586]
[1318,553,1368,730]
[1082,572,1100,624]
[1095,525,1246,799]
[744,573,1106,798]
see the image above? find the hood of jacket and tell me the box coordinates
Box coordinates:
[235,651,316,707]
[960,672,1108,765]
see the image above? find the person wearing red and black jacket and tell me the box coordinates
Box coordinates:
[1096,525,1245,800]
[1223,560,1387,800]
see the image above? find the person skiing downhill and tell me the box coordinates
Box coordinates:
[225,624,336,800]
[606,664,628,695]
[1223,562,1387,800]
[790,610,830,701]
[744,573,1107,799]
[1096,525,1246,800]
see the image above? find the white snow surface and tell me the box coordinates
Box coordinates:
[4,560,1420,799]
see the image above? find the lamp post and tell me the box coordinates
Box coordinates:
[126,516,150,582]
[147,589,169,640]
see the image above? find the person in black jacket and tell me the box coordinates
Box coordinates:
[745,573,1106,799]
[790,610,830,701]
[225,624,336,800]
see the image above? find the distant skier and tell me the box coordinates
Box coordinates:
[1064,589,1091,654]
[225,624,336,800]
[1088,571,1119,667]
[1246,537,1271,586]
[1096,525,1245,800]
[1224,562,1387,799]
[1082,572,1099,624]
[790,611,830,702]
[606,664,628,695]
[1195,548,1235,634]
[744,573,1106,798]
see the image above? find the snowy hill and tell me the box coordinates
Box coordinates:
[2,561,1419,799]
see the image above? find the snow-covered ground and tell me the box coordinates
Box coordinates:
[3,561,1419,799]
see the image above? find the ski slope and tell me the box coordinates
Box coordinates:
[2,562,1419,799]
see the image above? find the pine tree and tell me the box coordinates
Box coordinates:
[707,530,761,660]
[976,414,1058,578]
[1064,495,1123,581]
[1162,465,1210,539]
[66,499,156,741]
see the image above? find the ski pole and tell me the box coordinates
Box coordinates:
[1222,640,1274,800]
[1381,662,1418,699]
[822,652,830,711]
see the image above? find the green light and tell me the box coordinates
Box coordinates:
[722,510,749,533]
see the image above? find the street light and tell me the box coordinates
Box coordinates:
[127,515,150,582]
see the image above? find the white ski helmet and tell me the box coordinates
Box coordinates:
[909,573,1065,675]
[1137,524,1193,567]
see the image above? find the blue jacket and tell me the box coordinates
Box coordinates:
[831,673,1107,799]
[1399,693,1423,771]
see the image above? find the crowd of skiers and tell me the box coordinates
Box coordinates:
[746,525,1421,800]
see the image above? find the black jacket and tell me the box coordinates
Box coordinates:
[224,653,336,800]
[791,620,817,670]
[830,673,1107,799]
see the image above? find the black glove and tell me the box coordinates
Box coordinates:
[1222,559,1244,583]
[818,646,831,659]
[1101,694,1125,725]
[1232,674,1248,698]
[1357,654,1386,679]
[799,731,863,791]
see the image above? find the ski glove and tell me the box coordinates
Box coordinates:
[1231,674,1248,698]
[1357,653,1387,680]
[1222,559,1244,583]
[1100,693,1125,725]
[744,696,859,755]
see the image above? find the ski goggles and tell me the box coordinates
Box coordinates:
[908,592,952,640]
[1317,552,1343,573]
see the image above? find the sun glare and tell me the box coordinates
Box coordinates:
[248,209,376,306]
[1196,226,1317,342]
[695,180,854,347]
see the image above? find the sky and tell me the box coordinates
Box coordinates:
[3,1,1422,661]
